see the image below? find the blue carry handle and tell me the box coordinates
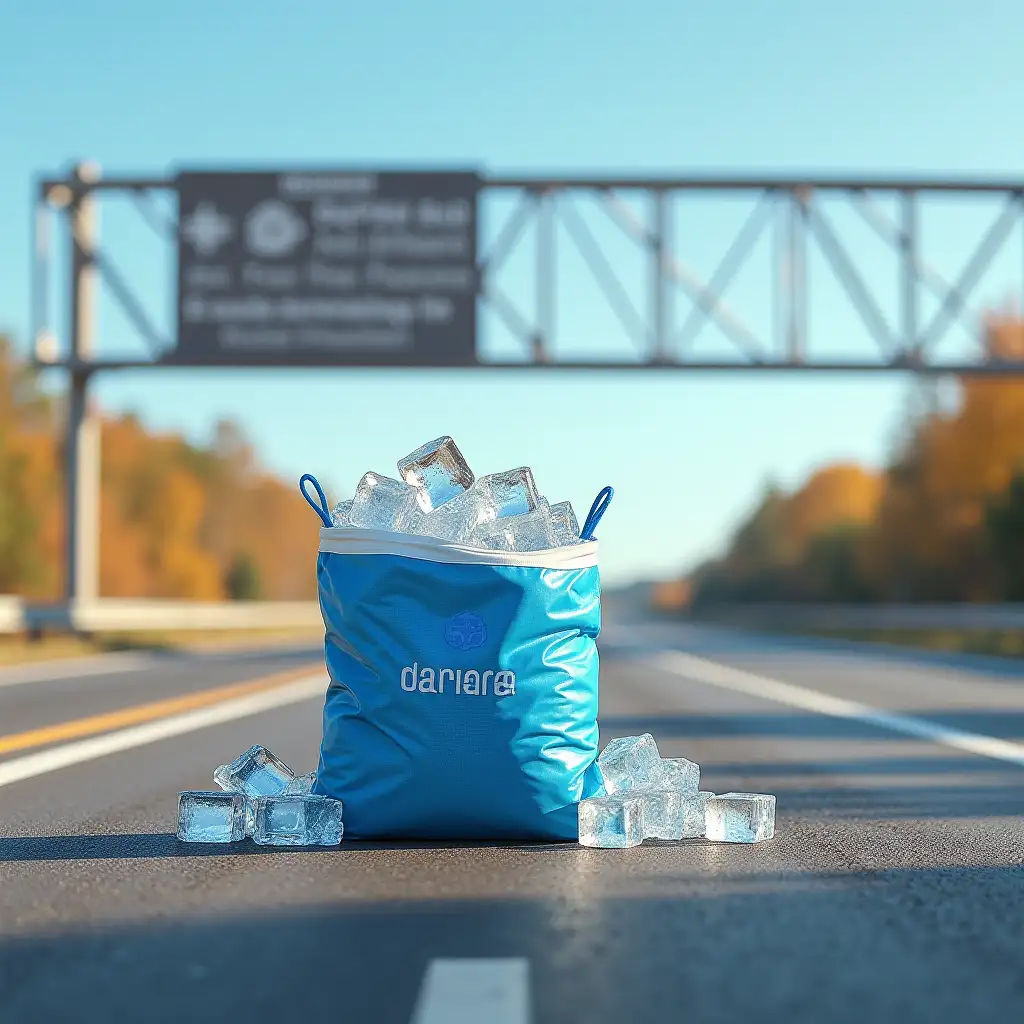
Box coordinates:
[299,473,333,528]
[581,485,613,541]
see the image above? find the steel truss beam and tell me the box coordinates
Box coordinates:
[32,171,1024,374]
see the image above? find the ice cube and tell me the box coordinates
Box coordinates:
[705,792,776,843]
[478,468,540,518]
[578,795,644,848]
[549,501,580,545]
[470,507,555,552]
[655,756,700,793]
[330,500,353,527]
[640,789,712,840]
[398,436,475,510]
[414,484,499,543]
[597,733,662,794]
[214,744,295,799]
[251,794,344,847]
[284,771,316,795]
[349,472,429,533]
[177,791,246,843]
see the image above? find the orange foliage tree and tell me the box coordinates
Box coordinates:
[0,337,319,601]
[0,338,62,597]
[692,463,882,604]
[694,316,1024,606]
[867,316,1024,601]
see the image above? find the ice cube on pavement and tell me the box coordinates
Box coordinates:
[397,436,475,510]
[641,789,711,840]
[284,771,316,796]
[478,468,541,518]
[655,756,700,793]
[549,501,580,545]
[414,484,498,543]
[214,744,295,799]
[177,791,246,843]
[705,792,776,843]
[578,795,644,848]
[349,472,430,533]
[252,795,344,847]
[330,499,353,527]
[470,506,555,552]
[597,733,662,794]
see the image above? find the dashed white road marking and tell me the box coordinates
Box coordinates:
[411,958,530,1024]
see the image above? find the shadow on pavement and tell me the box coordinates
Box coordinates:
[0,833,568,862]
[2,864,1024,1023]
[756,783,1024,820]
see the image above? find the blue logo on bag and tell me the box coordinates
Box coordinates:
[444,611,487,651]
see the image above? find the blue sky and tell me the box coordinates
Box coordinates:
[2,0,1023,586]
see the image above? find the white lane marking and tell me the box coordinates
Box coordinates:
[0,652,156,689]
[411,958,530,1024]
[0,675,326,789]
[647,649,1024,767]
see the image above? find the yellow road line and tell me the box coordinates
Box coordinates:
[0,663,321,757]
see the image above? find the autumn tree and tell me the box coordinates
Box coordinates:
[0,336,62,596]
[226,552,261,601]
[692,464,882,605]
[985,474,1024,600]
[688,315,1024,607]
[0,338,319,601]
[866,316,1024,601]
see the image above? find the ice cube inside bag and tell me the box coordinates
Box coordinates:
[349,472,430,532]
[470,506,555,552]
[549,501,581,545]
[477,468,541,518]
[330,499,353,527]
[414,484,499,543]
[397,435,475,509]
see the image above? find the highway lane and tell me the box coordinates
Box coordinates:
[0,642,324,738]
[2,619,1024,1022]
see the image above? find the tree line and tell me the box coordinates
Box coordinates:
[691,316,1024,607]
[0,336,320,600]
[9,314,1024,607]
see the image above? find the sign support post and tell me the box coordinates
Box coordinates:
[65,161,101,606]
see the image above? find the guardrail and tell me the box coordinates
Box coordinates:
[693,603,1024,631]
[0,598,322,634]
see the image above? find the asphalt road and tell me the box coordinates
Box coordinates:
[3,614,1024,1023]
